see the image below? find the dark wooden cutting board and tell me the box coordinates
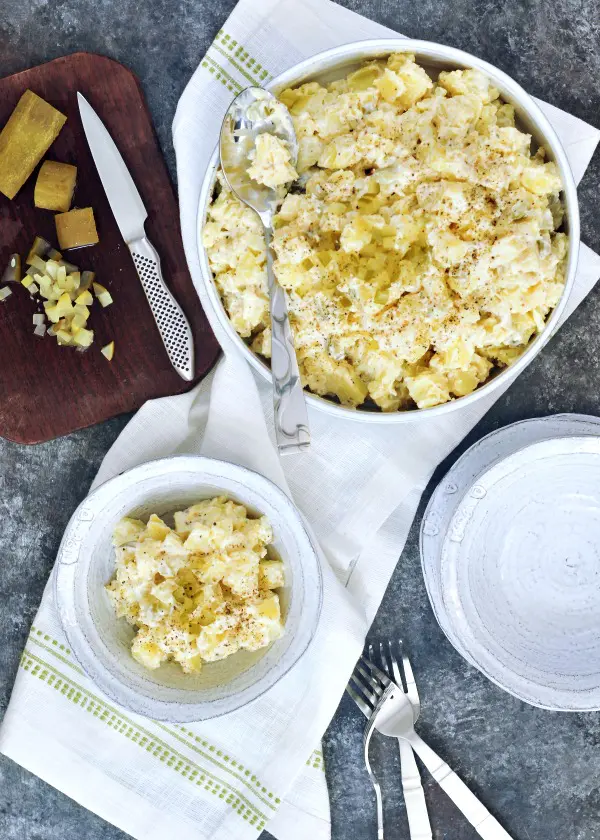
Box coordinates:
[0,52,220,444]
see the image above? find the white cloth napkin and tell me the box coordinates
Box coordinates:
[2,2,600,840]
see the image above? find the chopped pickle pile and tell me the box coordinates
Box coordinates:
[0,236,114,358]
[0,89,113,359]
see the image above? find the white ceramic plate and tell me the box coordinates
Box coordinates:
[421,414,600,710]
[55,456,323,722]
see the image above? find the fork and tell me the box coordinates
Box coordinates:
[347,659,385,839]
[353,652,514,840]
[346,642,432,840]
[372,642,432,840]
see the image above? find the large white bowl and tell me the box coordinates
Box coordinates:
[55,456,323,722]
[197,39,580,424]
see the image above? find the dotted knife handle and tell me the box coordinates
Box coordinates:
[130,237,195,382]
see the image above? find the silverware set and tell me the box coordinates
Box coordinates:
[346,642,513,840]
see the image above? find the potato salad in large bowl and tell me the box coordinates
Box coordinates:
[200,42,578,419]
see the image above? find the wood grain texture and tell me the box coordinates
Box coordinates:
[0,52,220,444]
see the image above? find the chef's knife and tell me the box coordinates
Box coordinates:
[77,92,194,381]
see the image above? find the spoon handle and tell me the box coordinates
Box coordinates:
[264,225,311,455]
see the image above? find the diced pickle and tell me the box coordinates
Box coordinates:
[1,254,21,284]
[79,270,95,292]
[13,238,102,351]
[0,90,67,199]
[101,341,115,361]
[93,281,113,308]
[29,255,47,272]
[26,236,52,265]
[34,160,77,212]
[55,207,99,250]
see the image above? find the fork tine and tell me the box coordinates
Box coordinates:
[360,654,391,688]
[345,684,371,718]
[356,663,384,696]
[350,670,379,707]
[378,641,391,677]
[400,643,420,709]
[387,640,404,688]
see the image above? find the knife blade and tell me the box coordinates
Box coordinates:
[77,92,195,382]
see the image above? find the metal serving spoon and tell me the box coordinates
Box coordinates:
[220,87,310,455]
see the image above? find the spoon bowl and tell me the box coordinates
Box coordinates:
[219,87,298,223]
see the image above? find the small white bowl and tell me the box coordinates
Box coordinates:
[55,456,323,722]
[196,38,580,425]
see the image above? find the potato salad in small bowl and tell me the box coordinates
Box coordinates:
[55,457,322,722]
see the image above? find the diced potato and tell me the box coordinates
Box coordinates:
[347,63,382,91]
[55,207,99,250]
[256,594,281,622]
[0,90,67,199]
[101,341,115,361]
[259,560,285,589]
[113,517,146,546]
[146,514,170,540]
[34,160,77,212]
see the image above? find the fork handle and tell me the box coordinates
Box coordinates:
[407,732,513,840]
[365,725,385,840]
[398,739,433,840]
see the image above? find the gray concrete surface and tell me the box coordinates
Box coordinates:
[1,1,600,838]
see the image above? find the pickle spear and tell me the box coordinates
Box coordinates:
[0,90,67,200]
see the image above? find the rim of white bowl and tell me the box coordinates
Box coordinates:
[55,455,323,722]
[196,38,580,423]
